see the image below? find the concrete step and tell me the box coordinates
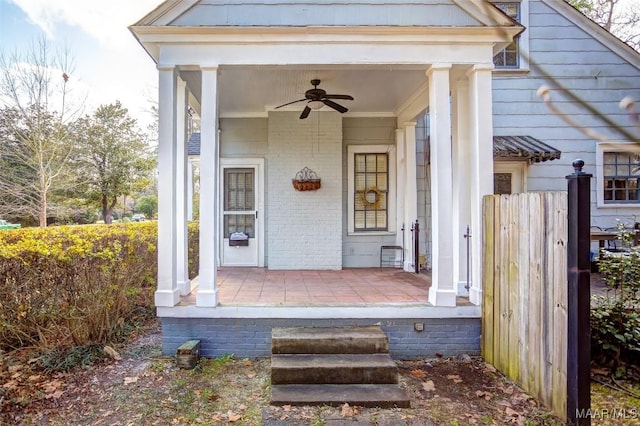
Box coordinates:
[271,353,399,385]
[271,326,388,354]
[270,384,411,408]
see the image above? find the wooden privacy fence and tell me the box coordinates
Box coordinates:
[482,192,568,420]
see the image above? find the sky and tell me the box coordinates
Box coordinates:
[0,0,163,129]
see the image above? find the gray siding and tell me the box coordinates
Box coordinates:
[220,117,269,262]
[342,117,398,268]
[172,0,482,27]
[161,317,481,359]
[492,0,640,229]
[220,118,268,157]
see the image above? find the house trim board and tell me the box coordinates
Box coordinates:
[157,304,481,319]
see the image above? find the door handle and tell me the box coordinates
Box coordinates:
[255,211,258,219]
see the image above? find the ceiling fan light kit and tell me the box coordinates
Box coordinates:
[275,79,354,119]
[307,100,324,110]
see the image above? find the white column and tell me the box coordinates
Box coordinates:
[155,66,180,307]
[403,122,417,272]
[187,159,194,221]
[197,66,219,307]
[452,80,472,296]
[395,129,406,256]
[427,64,456,307]
[467,64,494,305]
[176,78,192,296]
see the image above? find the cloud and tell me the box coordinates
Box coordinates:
[8,0,161,50]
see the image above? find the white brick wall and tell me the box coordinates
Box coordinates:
[267,111,343,269]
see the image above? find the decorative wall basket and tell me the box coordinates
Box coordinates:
[292,166,321,191]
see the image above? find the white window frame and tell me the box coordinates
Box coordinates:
[347,144,396,235]
[596,142,640,208]
[492,0,530,72]
[494,161,528,194]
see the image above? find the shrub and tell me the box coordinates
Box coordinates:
[592,223,640,369]
[0,223,156,351]
[0,221,200,355]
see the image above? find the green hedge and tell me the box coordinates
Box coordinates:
[0,222,200,352]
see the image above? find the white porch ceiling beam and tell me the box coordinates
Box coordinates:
[396,82,428,125]
[157,43,496,67]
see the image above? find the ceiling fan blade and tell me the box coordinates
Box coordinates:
[323,99,348,114]
[324,94,354,100]
[299,105,311,119]
[275,98,307,109]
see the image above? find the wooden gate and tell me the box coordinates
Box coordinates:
[482,192,568,420]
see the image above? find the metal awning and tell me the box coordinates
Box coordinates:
[493,135,561,163]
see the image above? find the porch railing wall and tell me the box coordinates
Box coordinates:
[482,192,568,421]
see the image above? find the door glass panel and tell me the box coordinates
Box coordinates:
[224,168,255,238]
[224,168,254,211]
[224,214,255,238]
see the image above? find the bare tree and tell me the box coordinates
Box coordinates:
[0,37,81,226]
[568,0,640,50]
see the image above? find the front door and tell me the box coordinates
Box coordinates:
[220,159,264,266]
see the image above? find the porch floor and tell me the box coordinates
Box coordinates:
[180,268,471,306]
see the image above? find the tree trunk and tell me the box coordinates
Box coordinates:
[102,194,112,224]
[39,175,47,227]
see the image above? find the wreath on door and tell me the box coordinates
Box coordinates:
[360,186,382,210]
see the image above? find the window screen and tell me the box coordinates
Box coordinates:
[223,168,255,238]
[603,152,640,203]
[354,153,388,231]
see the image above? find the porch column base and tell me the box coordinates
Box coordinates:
[155,289,181,307]
[196,289,219,307]
[178,279,193,296]
[469,287,483,306]
[457,280,470,296]
[428,287,457,307]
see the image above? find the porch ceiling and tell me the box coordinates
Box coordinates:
[180,65,440,119]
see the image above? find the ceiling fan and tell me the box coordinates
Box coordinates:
[275,79,354,119]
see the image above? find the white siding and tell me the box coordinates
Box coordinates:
[267,111,343,269]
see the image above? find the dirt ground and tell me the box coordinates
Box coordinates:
[1,321,638,426]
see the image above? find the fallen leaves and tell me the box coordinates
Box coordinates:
[484,363,497,373]
[340,402,360,417]
[422,380,436,392]
[103,346,122,361]
[123,376,139,385]
[227,410,242,422]
[475,390,493,400]
[446,374,463,383]
[42,379,64,399]
[410,369,426,379]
